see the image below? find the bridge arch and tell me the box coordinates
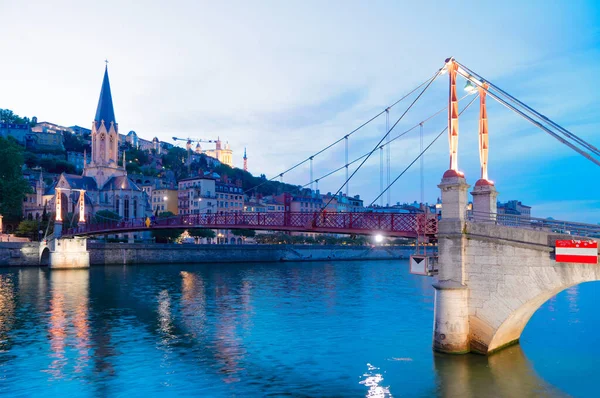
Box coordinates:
[39,247,50,266]
[434,211,600,355]
[482,280,597,354]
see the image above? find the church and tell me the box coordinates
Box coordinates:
[50,65,151,225]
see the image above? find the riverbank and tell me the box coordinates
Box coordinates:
[0,242,431,267]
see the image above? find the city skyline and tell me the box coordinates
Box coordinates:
[1,0,599,222]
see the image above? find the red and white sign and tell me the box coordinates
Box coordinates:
[555,240,598,264]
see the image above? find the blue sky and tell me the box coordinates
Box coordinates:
[0,0,598,222]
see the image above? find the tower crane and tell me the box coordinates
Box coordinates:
[172,136,219,150]
[172,136,219,173]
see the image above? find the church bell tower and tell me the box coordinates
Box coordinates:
[83,64,126,188]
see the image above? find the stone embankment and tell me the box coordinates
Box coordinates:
[0,242,426,267]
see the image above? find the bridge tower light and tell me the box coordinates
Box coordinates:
[477,82,492,184]
[79,190,86,223]
[447,59,460,174]
[55,188,62,222]
[464,80,478,95]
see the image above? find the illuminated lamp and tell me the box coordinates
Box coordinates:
[464,80,478,94]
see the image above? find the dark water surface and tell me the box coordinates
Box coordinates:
[0,260,597,397]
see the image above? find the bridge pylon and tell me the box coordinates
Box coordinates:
[433,170,471,354]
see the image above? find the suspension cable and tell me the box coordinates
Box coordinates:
[301,95,469,189]
[243,75,436,194]
[457,61,600,156]
[369,94,480,207]
[321,66,444,211]
[456,62,600,162]
[462,76,600,167]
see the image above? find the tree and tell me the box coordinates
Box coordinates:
[15,220,39,239]
[152,211,183,243]
[15,216,53,240]
[161,147,189,180]
[0,137,32,222]
[231,229,255,238]
[93,210,121,225]
[188,228,216,239]
[62,131,89,152]
[0,108,33,125]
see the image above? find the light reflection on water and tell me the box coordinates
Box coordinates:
[0,262,597,397]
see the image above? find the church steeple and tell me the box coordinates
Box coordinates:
[84,62,125,188]
[94,64,116,128]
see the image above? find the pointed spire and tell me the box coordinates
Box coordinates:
[244,147,247,159]
[94,64,116,127]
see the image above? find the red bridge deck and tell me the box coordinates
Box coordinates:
[64,212,438,239]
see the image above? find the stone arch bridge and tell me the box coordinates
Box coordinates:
[433,172,600,355]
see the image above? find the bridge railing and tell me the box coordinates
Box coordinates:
[467,211,600,238]
[64,211,439,237]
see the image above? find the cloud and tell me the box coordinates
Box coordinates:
[0,0,598,221]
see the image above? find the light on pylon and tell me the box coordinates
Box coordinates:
[464,80,478,94]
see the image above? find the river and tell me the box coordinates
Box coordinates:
[0,260,597,397]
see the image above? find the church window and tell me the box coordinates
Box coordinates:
[105,193,108,203]
[133,199,138,218]
[115,199,120,215]
[124,198,130,219]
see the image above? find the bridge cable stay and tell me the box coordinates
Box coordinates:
[454,62,600,166]
[420,122,424,204]
[386,108,391,206]
[344,135,349,196]
[369,94,480,207]
[242,76,436,195]
[456,61,600,157]
[300,95,471,190]
[475,84,600,167]
[379,145,384,206]
[320,67,445,212]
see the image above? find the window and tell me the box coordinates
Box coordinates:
[124,198,130,219]
[115,199,120,214]
[133,199,138,218]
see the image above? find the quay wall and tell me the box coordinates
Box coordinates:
[0,242,426,267]
[0,243,40,266]
[87,243,419,265]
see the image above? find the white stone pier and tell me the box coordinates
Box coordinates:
[433,171,600,355]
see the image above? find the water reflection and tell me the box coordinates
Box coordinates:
[46,270,90,380]
[566,286,579,315]
[180,271,207,340]
[0,275,15,352]
[214,273,245,383]
[0,261,596,397]
[359,363,392,398]
[434,345,567,397]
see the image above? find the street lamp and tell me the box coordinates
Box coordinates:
[464,80,478,95]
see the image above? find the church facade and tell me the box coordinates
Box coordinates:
[50,66,151,225]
